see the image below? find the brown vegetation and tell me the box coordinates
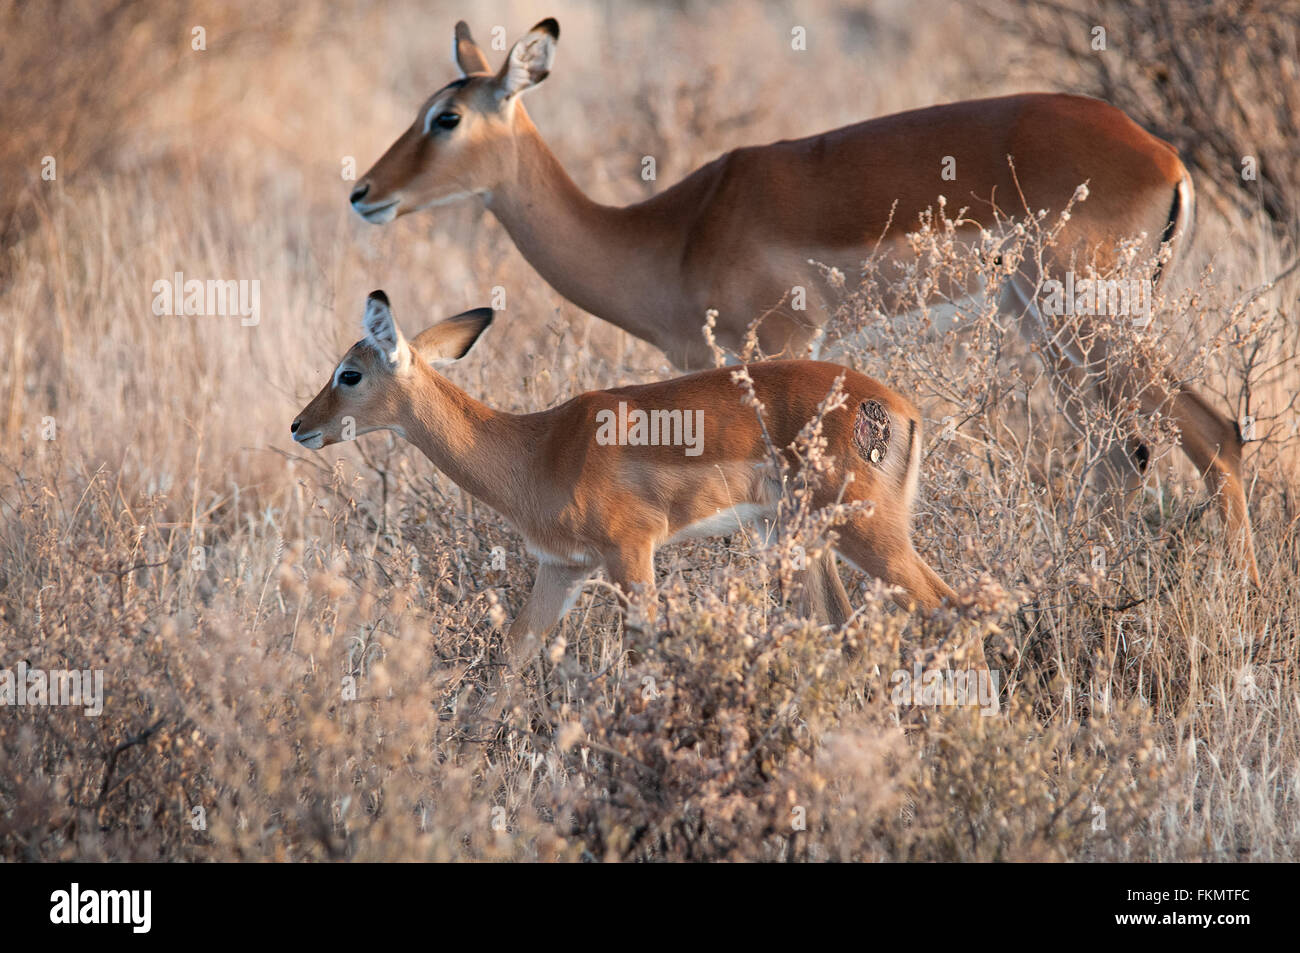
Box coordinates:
[0,0,1296,861]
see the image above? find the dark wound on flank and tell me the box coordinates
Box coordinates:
[853,399,891,466]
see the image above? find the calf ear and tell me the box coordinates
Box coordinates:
[410,308,494,366]
[453,21,490,75]
[362,291,408,367]
[494,18,559,100]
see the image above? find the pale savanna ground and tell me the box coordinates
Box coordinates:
[0,0,1296,861]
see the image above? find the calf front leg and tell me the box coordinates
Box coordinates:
[503,562,590,672]
[486,562,589,722]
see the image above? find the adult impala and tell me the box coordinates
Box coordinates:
[292,292,958,677]
[348,18,1259,585]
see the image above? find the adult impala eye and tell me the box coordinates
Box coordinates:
[433,111,460,131]
[339,370,362,386]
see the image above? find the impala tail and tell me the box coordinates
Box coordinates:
[1157,169,1196,285]
[900,415,923,525]
[883,411,927,541]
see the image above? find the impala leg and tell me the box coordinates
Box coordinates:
[488,562,588,719]
[797,546,852,626]
[835,518,984,668]
[1008,274,1260,587]
[1151,385,1259,586]
[504,562,589,669]
[835,518,956,612]
[604,545,658,642]
[1061,347,1259,587]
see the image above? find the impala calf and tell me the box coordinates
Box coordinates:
[350,17,1260,586]
[292,292,957,676]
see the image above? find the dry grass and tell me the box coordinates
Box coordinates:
[0,0,1297,861]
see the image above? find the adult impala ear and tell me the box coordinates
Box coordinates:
[453,20,490,75]
[494,18,559,100]
[361,290,409,368]
[410,308,495,366]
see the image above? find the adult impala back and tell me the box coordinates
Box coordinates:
[292,292,959,681]
[348,17,1259,585]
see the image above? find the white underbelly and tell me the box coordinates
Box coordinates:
[526,542,599,569]
[667,502,777,544]
[823,292,987,360]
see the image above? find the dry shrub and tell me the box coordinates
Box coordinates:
[0,354,1196,862]
[825,190,1293,605]
[815,189,1300,860]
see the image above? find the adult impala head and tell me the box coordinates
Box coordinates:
[349,18,559,223]
[291,292,493,448]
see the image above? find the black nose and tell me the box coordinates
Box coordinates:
[291,420,300,434]
[350,183,369,204]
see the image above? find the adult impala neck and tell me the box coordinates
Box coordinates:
[399,367,536,521]
[484,112,687,360]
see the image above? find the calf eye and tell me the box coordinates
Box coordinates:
[433,111,460,131]
[339,370,362,386]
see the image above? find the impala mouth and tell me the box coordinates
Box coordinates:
[352,199,399,224]
[293,430,325,450]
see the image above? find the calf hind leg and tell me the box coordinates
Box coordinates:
[835,518,987,669]
[834,517,955,612]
